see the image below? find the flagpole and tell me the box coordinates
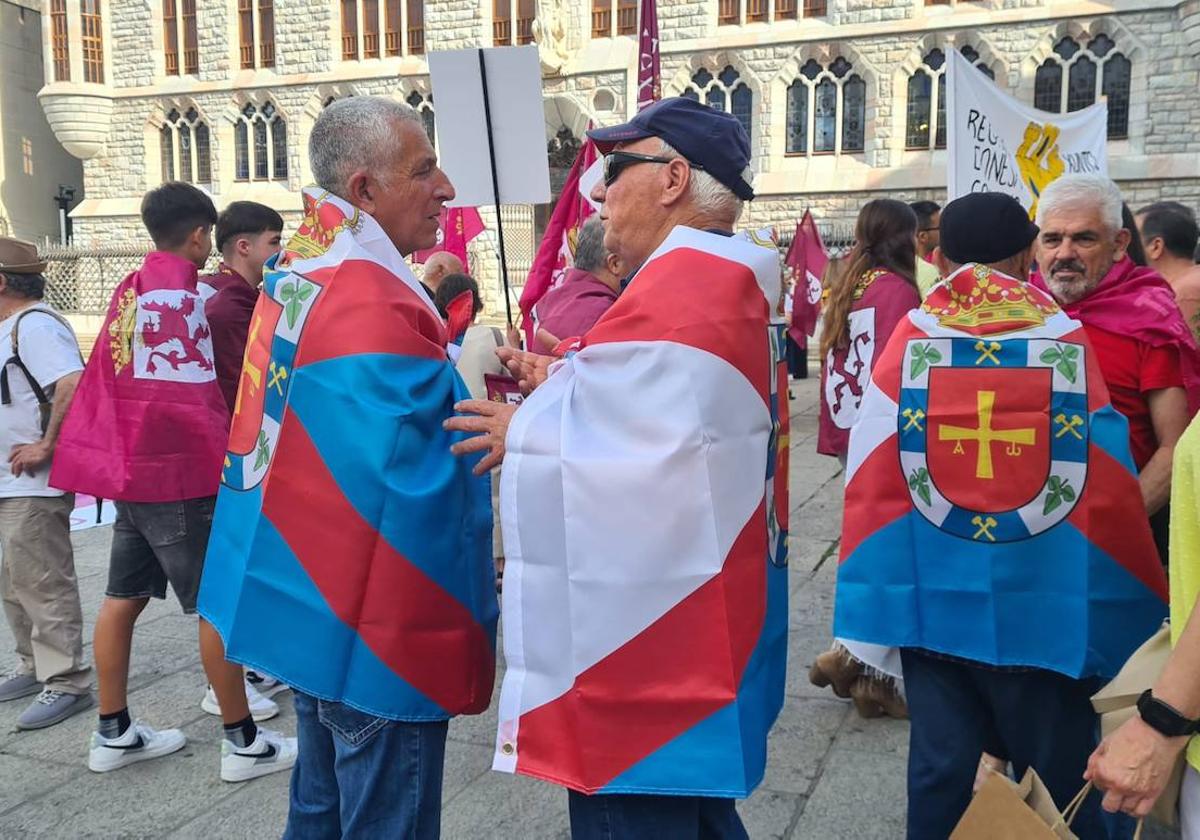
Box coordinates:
[477,48,514,327]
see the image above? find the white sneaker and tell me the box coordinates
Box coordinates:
[220,727,298,783]
[245,670,290,700]
[200,678,279,722]
[87,721,187,773]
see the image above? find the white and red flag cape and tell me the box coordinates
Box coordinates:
[495,227,790,795]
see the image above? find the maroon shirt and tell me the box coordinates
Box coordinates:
[818,269,920,457]
[533,268,619,347]
[200,263,259,415]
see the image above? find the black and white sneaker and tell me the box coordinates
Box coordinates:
[244,670,290,700]
[87,721,186,773]
[220,727,298,783]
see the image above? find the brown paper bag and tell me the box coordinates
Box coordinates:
[950,769,1079,839]
[1091,621,1184,827]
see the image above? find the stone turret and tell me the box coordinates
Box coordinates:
[39,82,113,160]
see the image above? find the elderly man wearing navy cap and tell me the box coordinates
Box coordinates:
[447,98,786,839]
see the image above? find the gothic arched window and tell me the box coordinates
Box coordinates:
[235,101,287,182]
[1032,34,1130,139]
[160,106,212,184]
[684,66,753,140]
[786,57,865,156]
[906,45,990,151]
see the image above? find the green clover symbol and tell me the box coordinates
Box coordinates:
[253,430,271,470]
[1042,475,1077,515]
[908,467,932,507]
[909,343,943,380]
[1039,344,1080,383]
[279,279,315,329]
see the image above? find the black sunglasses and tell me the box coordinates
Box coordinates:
[602,151,701,187]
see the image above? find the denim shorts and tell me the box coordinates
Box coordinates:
[106,497,216,614]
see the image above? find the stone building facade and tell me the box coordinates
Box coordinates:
[1,0,82,242]
[35,0,1200,313]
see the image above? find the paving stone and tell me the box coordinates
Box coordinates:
[440,768,570,839]
[761,697,848,793]
[786,623,845,703]
[835,712,910,759]
[0,752,81,816]
[737,789,804,839]
[792,749,908,839]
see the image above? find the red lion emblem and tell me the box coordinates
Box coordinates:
[141,294,213,374]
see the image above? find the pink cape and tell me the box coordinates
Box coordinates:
[50,252,231,502]
[1032,257,1200,414]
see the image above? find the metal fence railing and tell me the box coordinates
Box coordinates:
[40,218,858,317]
[41,247,221,315]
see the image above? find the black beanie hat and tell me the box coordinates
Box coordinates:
[940,192,1040,265]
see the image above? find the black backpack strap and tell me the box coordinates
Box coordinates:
[0,309,80,432]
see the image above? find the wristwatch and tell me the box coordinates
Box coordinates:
[1136,689,1200,738]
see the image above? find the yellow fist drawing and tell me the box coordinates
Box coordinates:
[1016,121,1065,220]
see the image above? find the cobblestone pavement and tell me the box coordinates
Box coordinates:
[0,376,911,838]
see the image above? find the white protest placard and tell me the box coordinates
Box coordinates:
[429,46,552,207]
[579,157,603,212]
[946,48,1108,217]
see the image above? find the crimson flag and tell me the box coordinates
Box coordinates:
[413,207,486,266]
[786,209,828,342]
[636,0,660,112]
[519,138,598,342]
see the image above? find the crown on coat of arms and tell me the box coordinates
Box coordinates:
[923,264,1058,334]
[279,190,360,266]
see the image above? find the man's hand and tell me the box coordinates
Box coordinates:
[497,347,554,396]
[1084,715,1188,817]
[9,440,53,477]
[445,400,518,475]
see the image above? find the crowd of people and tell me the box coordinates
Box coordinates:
[1,91,1200,839]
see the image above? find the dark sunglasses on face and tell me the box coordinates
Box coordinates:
[602,151,701,187]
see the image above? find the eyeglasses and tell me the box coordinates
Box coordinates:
[920,227,940,233]
[602,151,700,187]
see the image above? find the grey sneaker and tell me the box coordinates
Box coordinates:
[16,689,93,730]
[0,671,40,702]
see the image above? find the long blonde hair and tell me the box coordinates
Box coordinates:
[820,200,918,360]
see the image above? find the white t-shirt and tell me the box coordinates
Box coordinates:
[0,307,83,497]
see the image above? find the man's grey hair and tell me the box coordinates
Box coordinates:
[0,272,45,300]
[310,96,424,197]
[659,140,746,223]
[573,216,607,274]
[1035,174,1124,232]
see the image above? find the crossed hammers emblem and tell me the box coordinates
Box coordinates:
[974,341,1002,366]
[1054,413,1084,440]
[268,361,289,395]
[971,515,998,542]
[902,408,926,432]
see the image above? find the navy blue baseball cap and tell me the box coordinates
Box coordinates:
[587,97,755,201]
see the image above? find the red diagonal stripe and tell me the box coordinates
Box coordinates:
[515,501,767,792]
[840,433,911,561]
[261,411,494,713]
[294,259,447,367]
[584,248,771,406]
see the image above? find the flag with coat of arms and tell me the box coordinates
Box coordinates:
[834,262,1168,680]
[198,187,498,720]
[786,210,827,343]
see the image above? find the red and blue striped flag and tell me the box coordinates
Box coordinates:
[198,188,498,719]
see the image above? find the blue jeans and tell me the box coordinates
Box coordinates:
[567,790,747,840]
[901,649,1118,840]
[283,691,448,840]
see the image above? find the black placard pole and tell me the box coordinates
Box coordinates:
[477,49,513,327]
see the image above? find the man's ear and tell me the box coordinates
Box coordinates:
[605,251,624,278]
[659,158,691,207]
[345,171,377,215]
[1113,225,1132,261]
[1145,237,1164,262]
